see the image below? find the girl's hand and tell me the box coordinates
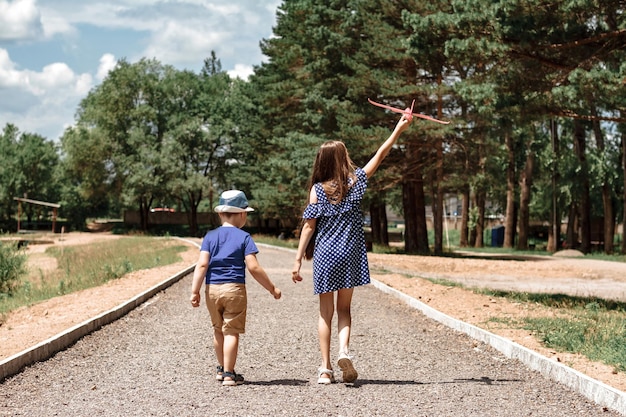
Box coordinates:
[292,260,303,283]
[396,114,412,131]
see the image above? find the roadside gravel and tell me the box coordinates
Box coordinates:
[0,246,618,416]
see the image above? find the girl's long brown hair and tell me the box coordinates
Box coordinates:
[310,141,357,204]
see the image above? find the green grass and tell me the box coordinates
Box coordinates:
[253,235,298,250]
[0,236,187,318]
[471,289,626,372]
[524,312,626,372]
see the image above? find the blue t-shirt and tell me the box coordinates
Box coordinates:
[200,226,259,285]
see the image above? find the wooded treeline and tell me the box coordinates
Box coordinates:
[1,0,625,254]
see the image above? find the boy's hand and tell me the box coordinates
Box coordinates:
[190,292,201,307]
[272,287,282,300]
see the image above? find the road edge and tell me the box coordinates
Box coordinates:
[371,279,626,416]
[0,237,200,382]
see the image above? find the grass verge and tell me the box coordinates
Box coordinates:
[479,289,626,372]
[0,236,187,320]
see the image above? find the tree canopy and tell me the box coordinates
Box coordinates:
[1,0,625,254]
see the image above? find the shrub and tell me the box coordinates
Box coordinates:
[0,241,27,296]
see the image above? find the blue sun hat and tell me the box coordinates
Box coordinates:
[214,190,255,213]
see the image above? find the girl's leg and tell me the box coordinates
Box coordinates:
[336,287,354,354]
[318,292,335,372]
[336,287,358,382]
[223,333,240,372]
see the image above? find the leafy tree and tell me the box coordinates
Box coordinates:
[405,0,626,253]
[0,124,59,229]
[162,56,235,235]
[254,0,453,253]
[74,58,172,230]
[0,124,20,226]
[58,126,114,229]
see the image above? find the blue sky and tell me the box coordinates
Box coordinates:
[0,0,282,141]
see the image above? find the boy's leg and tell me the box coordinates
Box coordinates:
[220,283,246,385]
[318,292,335,371]
[213,329,224,366]
[206,284,227,379]
[222,333,240,372]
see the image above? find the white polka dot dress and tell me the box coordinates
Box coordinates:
[303,168,370,294]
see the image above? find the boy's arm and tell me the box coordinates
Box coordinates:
[190,251,210,307]
[245,253,281,299]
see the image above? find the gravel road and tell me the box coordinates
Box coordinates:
[0,246,618,416]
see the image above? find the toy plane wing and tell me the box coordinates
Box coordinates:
[368,98,450,125]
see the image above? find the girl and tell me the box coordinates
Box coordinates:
[292,114,412,384]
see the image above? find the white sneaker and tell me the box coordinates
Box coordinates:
[338,352,358,383]
[317,368,335,384]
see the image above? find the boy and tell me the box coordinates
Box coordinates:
[190,190,281,386]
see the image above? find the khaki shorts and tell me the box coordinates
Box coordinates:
[205,283,247,335]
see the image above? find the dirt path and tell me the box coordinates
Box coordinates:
[0,245,618,417]
[1,232,625,394]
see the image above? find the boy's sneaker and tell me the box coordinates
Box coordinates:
[222,371,245,386]
[216,365,224,381]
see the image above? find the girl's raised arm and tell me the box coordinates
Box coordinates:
[363,115,411,178]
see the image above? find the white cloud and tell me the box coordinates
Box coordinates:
[1,0,283,140]
[96,53,117,81]
[0,0,43,41]
[35,0,279,69]
[142,20,227,66]
[0,48,93,139]
[228,64,254,80]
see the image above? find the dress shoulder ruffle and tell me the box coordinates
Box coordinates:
[302,168,367,219]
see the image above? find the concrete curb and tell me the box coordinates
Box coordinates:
[0,263,196,382]
[371,279,626,416]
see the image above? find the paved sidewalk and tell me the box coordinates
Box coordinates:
[0,246,621,416]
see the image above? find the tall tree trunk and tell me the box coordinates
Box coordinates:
[548,119,560,252]
[185,191,201,237]
[573,120,591,253]
[517,142,534,250]
[403,180,419,254]
[433,137,444,255]
[189,201,199,237]
[591,109,614,254]
[432,73,445,255]
[369,200,389,246]
[622,120,626,255]
[379,203,389,245]
[469,189,477,247]
[403,140,429,254]
[565,203,578,249]
[369,201,381,245]
[503,129,516,248]
[139,197,150,231]
[474,190,485,248]
[460,184,470,247]
[415,175,430,253]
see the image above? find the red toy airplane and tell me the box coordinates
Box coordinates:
[368,98,450,124]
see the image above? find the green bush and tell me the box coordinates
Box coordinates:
[0,241,27,296]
